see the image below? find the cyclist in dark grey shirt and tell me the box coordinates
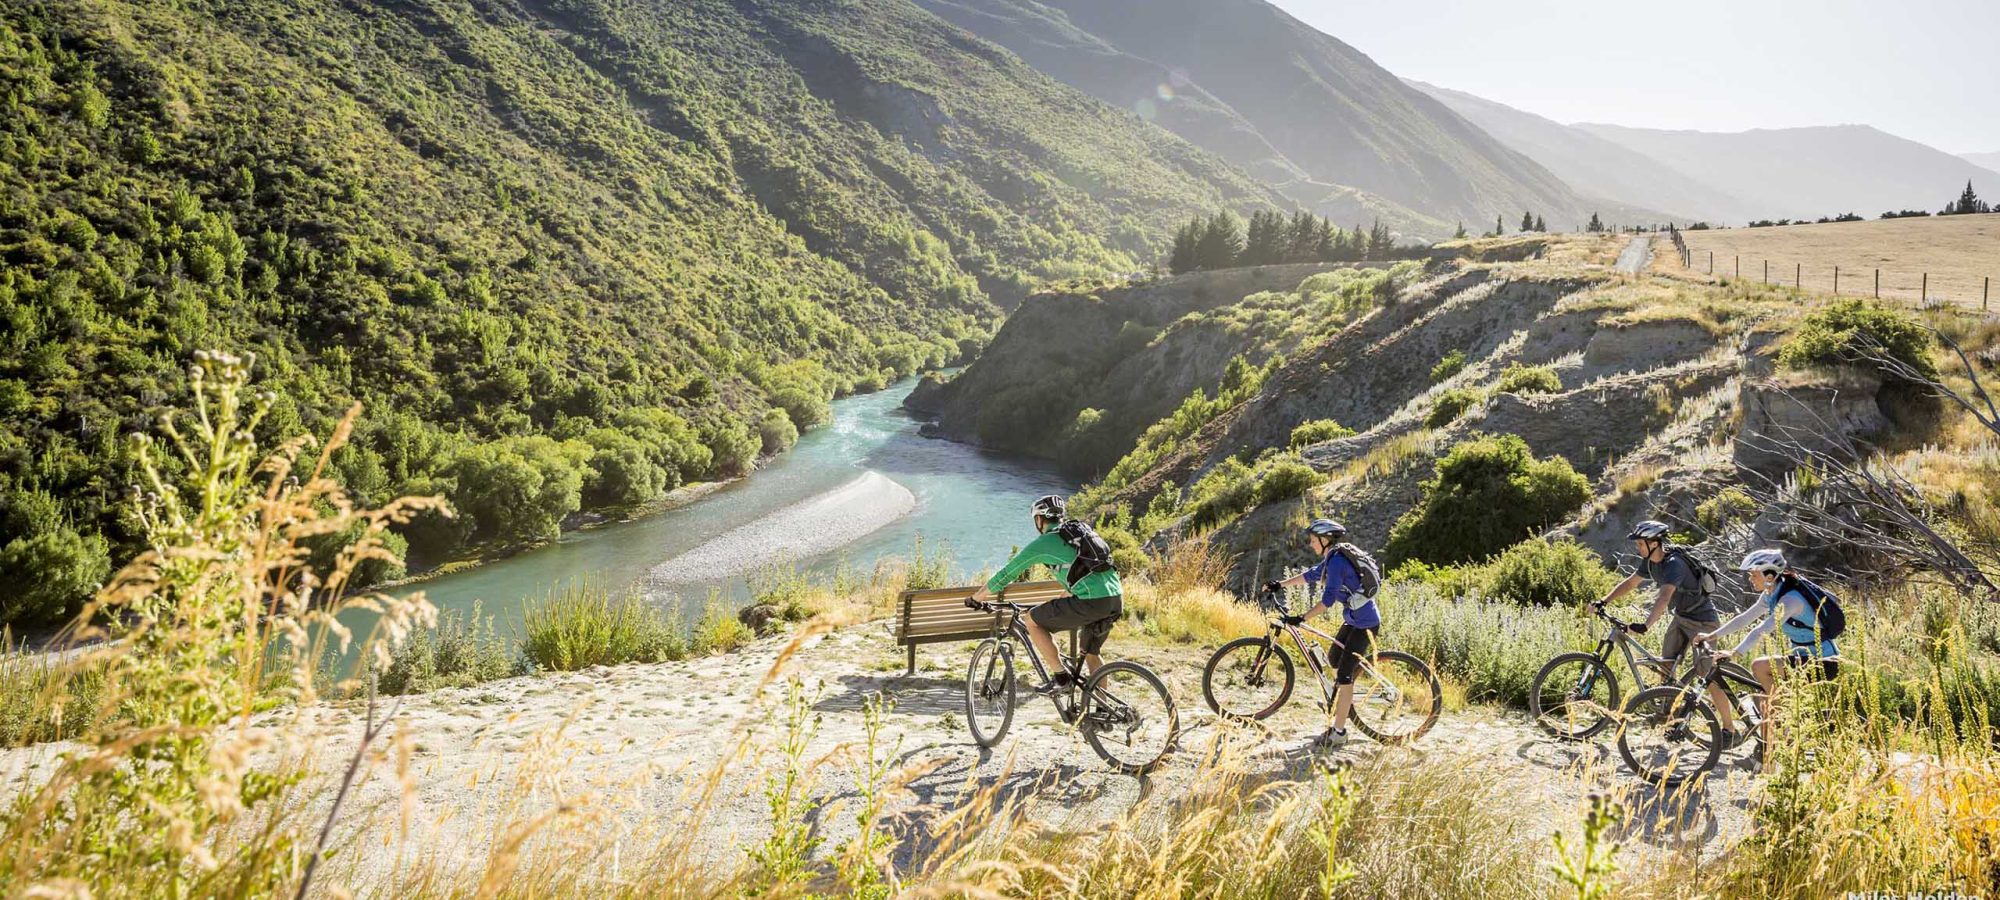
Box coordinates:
[1593,520,1720,676]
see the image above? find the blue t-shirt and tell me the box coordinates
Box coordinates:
[1303,549,1380,628]
[1769,587,1837,658]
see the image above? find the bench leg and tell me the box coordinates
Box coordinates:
[906,644,917,677]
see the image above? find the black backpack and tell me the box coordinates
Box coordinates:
[1333,543,1382,602]
[1056,520,1114,587]
[1777,573,1847,642]
[1665,545,1721,598]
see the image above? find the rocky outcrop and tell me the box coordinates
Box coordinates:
[910,262,1387,473]
[1733,372,1889,473]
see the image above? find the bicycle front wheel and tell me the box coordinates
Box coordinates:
[1531,652,1621,741]
[1617,685,1721,787]
[964,639,1015,748]
[1202,636,1295,721]
[1080,661,1179,774]
[1349,651,1441,744]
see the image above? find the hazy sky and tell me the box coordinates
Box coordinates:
[1270,0,2000,154]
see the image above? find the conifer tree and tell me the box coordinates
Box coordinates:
[1534,214,1546,233]
[1521,211,1535,232]
[1945,180,1990,216]
[1494,214,1505,236]
[1168,217,1201,274]
[1453,221,1467,239]
[1195,212,1244,270]
[1586,212,1603,233]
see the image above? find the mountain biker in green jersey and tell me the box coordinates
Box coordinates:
[1699,549,1844,769]
[1592,520,1720,679]
[971,495,1123,696]
[1263,519,1378,748]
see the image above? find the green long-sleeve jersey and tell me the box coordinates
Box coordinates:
[984,530,1121,599]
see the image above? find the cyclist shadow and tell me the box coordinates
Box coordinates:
[877,749,1161,871]
[811,672,965,716]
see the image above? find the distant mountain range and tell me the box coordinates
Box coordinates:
[1411,81,1996,224]
[1965,152,2000,177]
[913,0,1650,237]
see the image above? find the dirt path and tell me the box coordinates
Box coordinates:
[0,619,1765,889]
[1616,234,1654,273]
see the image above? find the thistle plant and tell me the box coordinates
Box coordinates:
[0,351,441,897]
[1551,792,1623,900]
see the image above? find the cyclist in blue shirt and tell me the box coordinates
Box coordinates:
[1264,519,1380,747]
[1698,549,1843,770]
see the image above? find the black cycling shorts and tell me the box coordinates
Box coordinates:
[1785,648,1840,682]
[1332,623,1375,685]
[1030,594,1124,655]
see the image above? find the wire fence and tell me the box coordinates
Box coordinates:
[1665,224,1997,310]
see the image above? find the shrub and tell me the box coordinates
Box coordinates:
[0,519,111,628]
[379,605,518,694]
[1425,388,1482,428]
[1495,363,1561,395]
[1479,539,1619,607]
[1288,418,1354,449]
[1430,350,1467,383]
[445,435,591,545]
[1382,434,1592,566]
[1147,531,1237,595]
[1696,487,1757,532]
[1254,459,1321,505]
[520,584,685,671]
[1382,585,1598,706]
[1185,459,1256,531]
[692,598,752,655]
[1778,299,1936,380]
[758,408,799,455]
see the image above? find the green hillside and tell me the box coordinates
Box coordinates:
[0,0,1276,626]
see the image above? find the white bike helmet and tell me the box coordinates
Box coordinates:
[1627,520,1672,541]
[1738,549,1787,577]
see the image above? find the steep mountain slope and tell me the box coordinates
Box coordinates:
[0,0,1280,624]
[912,0,1630,238]
[1965,151,2000,177]
[1576,123,1998,220]
[1408,81,1753,225]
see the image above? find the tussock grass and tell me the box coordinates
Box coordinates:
[521,583,689,671]
[1123,581,1265,646]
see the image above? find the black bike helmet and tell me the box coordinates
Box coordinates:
[1031,494,1068,520]
[1305,519,1347,540]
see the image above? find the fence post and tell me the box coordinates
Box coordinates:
[1875,268,1880,299]
[1796,262,1801,289]
[1986,276,1991,311]
[1763,260,1769,284]
[1834,266,1839,295]
[1923,272,1929,302]
[1735,255,1740,279]
[1708,251,1713,275]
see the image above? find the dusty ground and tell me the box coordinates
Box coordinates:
[1678,213,2000,305]
[0,618,1766,892]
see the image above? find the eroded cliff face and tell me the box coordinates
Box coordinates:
[907,262,1394,474]
[930,246,1916,592]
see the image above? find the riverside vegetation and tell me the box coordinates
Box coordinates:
[0,0,1282,630]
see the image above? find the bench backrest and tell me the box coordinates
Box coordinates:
[896,581,1067,642]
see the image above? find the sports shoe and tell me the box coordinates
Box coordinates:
[1314,726,1349,748]
[1034,673,1074,696]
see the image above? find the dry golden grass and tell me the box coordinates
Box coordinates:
[1679,214,2000,306]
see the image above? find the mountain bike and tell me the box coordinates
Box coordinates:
[962,598,1179,774]
[1528,600,1675,740]
[1201,586,1440,744]
[1615,639,1767,786]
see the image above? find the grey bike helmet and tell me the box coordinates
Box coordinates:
[1306,519,1347,540]
[1627,520,1672,541]
[1738,549,1787,577]
[1031,494,1068,520]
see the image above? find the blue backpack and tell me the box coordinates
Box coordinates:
[1778,573,1846,642]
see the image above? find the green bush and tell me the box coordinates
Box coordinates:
[1778,299,1936,380]
[379,605,519,694]
[0,491,112,628]
[1288,419,1354,449]
[759,408,800,455]
[1185,459,1256,531]
[521,585,686,672]
[1430,350,1467,384]
[1383,434,1592,566]
[445,436,591,546]
[1254,459,1321,506]
[1495,363,1561,395]
[1381,585,1598,707]
[1479,539,1619,607]
[1696,487,1757,532]
[1424,388,1483,428]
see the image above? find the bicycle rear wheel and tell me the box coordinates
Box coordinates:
[1348,651,1441,744]
[1202,636,1295,721]
[1530,652,1622,741]
[1617,685,1721,787]
[1080,661,1178,774]
[964,639,1015,748]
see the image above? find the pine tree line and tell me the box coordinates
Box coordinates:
[1943,180,1992,216]
[1167,211,1404,274]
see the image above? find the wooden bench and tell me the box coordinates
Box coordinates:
[894,580,1068,675]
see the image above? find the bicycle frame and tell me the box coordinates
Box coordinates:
[1575,604,1676,694]
[976,600,1088,720]
[1263,596,1393,709]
